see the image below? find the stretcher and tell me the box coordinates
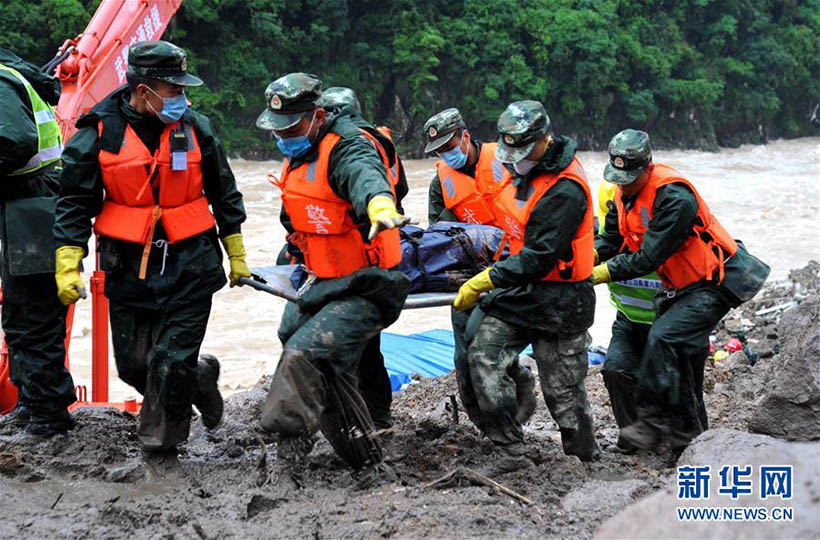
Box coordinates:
[240,265,459,309]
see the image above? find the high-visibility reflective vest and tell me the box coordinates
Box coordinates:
[274,131,401,279]
[598,180,660,324]
[615,163,738,290]
[0,63,63,176]
[494,156,595,282]
[436,143,505,225]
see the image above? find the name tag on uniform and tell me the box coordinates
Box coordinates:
[170,130,188,171]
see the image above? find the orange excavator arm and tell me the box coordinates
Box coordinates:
[54,0,184,141]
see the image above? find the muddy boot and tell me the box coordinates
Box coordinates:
[193,354,223,430]
[512,363,537,425]
[377,427,405,464]
[618,420,662,451]
[23,410,75,438]
[559,427,601,462]
[558,404,601,462]
[142,447,181,480]
[4,411,74,445]
[605,437,638,455]
[355,460,399,489]
[479,442,534,478]
[0,403,30,431]
[276,433,315,464]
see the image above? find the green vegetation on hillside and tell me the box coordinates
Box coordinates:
[2,0,818,157]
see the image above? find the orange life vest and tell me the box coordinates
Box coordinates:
[615,163,737,289]
[94,120,216,278]
[436,143,506,225]
[493,156,595,282]
[360,128,400,196]
[274,131,401,279]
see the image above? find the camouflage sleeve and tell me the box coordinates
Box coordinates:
[490,178,587,287]
[605,183,699,282]
[194,112,247,238]
[328,133,393,222]
[53,126,104,249]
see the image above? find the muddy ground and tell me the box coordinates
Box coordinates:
[0,264,817,539]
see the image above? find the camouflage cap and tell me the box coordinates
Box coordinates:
[604,129,652,185]
[320,86,361,114]
[256,73,322,131]
[423,108,467,153]
[126,41,202,87]
[495,100,551,163]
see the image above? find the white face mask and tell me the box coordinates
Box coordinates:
[513,158,538,176]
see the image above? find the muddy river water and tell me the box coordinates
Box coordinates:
[64,137,820,400]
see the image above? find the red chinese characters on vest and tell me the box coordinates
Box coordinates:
[273,131,401,279]
[614,163,738,289]
[437,143,506,226]
[493,156,595,282]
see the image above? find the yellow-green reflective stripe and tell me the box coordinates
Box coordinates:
[612,293,654,310]
[14,144,62,171]
[0,64,63,175]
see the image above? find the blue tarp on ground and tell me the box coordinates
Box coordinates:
[380,330,533,392]
[381,330,607,392]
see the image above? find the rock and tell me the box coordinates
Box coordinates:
[712,383,731,396]
[594,429,820,539]
[748,296,820,441]
[561,479,649,517]
[104,461,144,483]
[724,319,744,333]
[727,351,751,368]
[756,342,775,359]
[0,451,23,472]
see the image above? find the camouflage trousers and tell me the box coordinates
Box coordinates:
[260,298,386,468]
[452,307,598,460]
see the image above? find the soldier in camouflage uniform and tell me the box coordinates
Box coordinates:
[276,85,408,434]
[424,108,505,225]
[257,74,410,473]
[594,129,768,451]
[452,101,599,475]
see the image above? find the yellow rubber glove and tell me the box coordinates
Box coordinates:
[593,248,599,265]
[592,263,612,285]
[453,267,495,311]
[222,233,251,287]
[367,195,407,241]
[55,246,86,305]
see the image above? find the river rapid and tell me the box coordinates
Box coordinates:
[65,137,820,399]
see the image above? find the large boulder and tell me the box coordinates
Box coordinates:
[594,429,820,539]
[748,296,820,440]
